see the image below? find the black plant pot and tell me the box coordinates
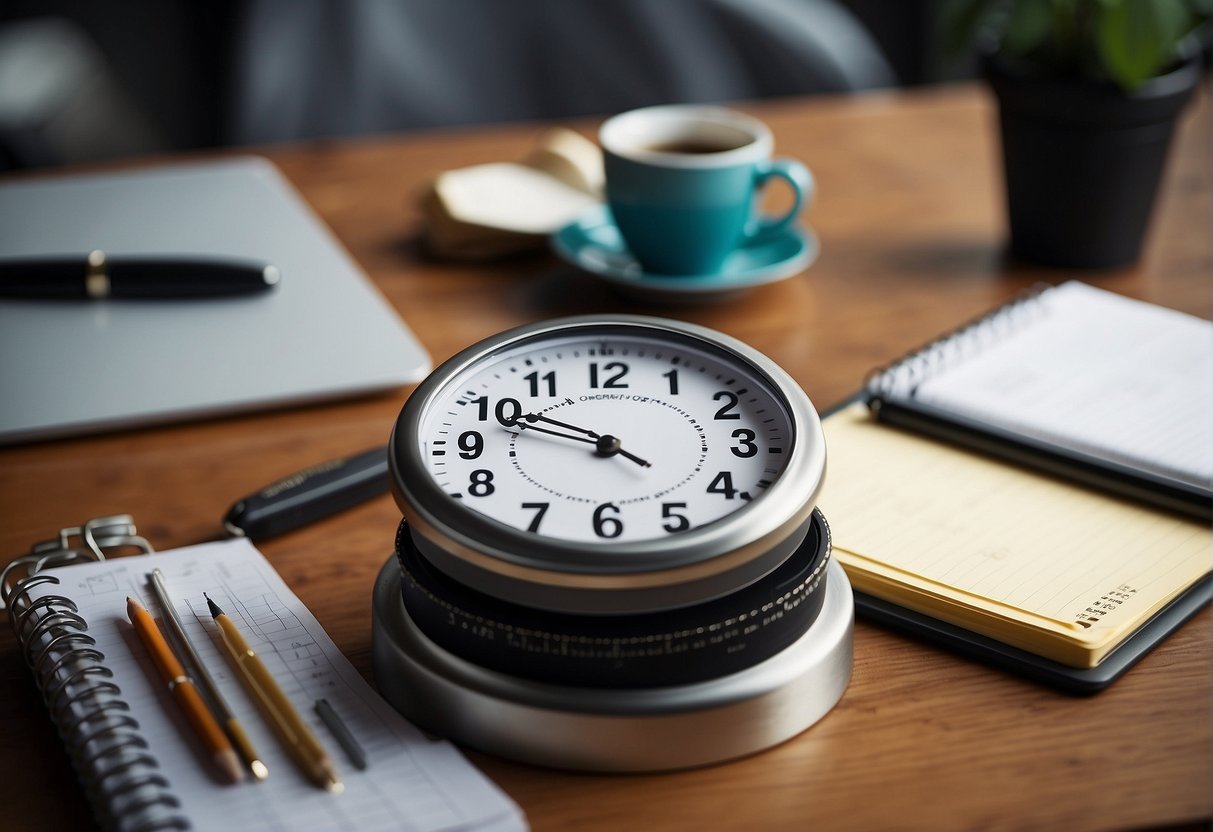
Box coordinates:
[986,51,1201,269]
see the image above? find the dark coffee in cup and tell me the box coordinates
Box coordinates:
[642,139,749,155]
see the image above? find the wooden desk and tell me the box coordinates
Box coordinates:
[2,85,1209,832]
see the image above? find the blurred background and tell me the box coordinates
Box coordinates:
[0,0,965,172]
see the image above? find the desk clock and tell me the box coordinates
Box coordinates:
[372,316,852,770]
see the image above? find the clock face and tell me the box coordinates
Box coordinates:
[413,328,795,544]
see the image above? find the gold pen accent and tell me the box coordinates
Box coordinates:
[147,570,268,780]
[205,593,343,793]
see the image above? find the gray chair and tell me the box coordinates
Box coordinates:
[0,17,164,167]
[227,0,894,144]
[0,1,894,166]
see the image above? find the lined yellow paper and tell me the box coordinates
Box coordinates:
[820,403,1212,667]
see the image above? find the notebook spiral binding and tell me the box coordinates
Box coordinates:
[863,284,1049,403]
[1,515,190,832]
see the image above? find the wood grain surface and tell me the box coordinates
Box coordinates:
[2,84,1209,832]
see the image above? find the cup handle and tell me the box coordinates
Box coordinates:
[745,158,814,245]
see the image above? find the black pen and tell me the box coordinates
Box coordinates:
[223,446,390,540]
[0,251,280,299]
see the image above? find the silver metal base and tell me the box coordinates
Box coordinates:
[372,557,854,772]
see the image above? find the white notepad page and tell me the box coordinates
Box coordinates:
[28,539,526,832]
[911,281,1213,488]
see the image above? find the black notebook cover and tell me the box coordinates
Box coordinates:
[854,576,1212,695]
[863,282,1213,520]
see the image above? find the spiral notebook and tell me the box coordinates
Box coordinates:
[2,517,525,832]
[864,281,1213,518]
[821,282,1213,692]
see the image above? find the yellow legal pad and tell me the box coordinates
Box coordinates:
[819,403,1212,668]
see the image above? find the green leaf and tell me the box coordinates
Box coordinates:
[1095,0,1189,89]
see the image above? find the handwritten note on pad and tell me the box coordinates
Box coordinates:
[27,539,526,832]
[820,403,1212,668]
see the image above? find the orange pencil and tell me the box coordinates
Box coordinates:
[126,596,245,784]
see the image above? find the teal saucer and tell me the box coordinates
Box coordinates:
[551,206,818,303]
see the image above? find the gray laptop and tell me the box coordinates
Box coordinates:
[0,156,430,444]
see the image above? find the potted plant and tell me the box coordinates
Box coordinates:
[947,0,1209,268]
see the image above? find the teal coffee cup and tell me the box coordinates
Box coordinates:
[599,105,813,276]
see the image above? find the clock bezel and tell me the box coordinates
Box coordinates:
[389,315,826,612]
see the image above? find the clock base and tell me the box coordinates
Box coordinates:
[396,510,832,688]
[371,556,853,772]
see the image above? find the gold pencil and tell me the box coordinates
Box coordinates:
[146,570,268,780]
[205,593,343,793]
[126,597,245,784]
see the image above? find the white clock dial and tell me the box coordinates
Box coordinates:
[415,332,793,544]
[391,316,825,613]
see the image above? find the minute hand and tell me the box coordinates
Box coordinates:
[520,413,652,468]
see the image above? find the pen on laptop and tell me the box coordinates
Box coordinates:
[146,569,269,781]
[0,251,280,299]
[125,596,245,784]
[205,593,343,793]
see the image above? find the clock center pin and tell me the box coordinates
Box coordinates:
[594,435,621,456]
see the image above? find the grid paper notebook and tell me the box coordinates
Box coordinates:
[8,538,525,832]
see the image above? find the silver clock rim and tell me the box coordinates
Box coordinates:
[388,315,826,609]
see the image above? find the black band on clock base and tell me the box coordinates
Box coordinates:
[393,508,832,689]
